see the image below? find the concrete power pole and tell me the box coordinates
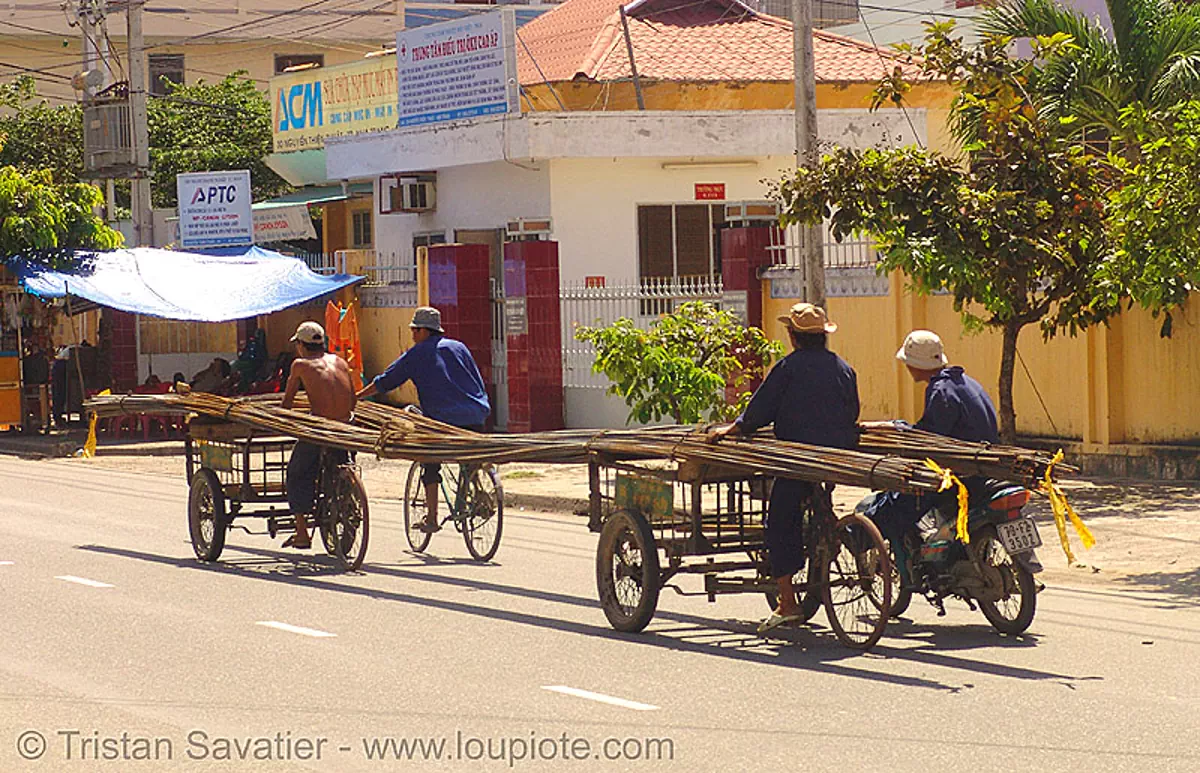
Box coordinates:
[127,0,154,248]
[792,0,825,307]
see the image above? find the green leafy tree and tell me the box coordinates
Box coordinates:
[0,165,123,268]
[981,0,1200,137]
[0,76,83,184]
[1103,100,1200,331]
[148,74,291,208]
[575,301,783,425]
[778,25,1119,442]
[0,73,289,208]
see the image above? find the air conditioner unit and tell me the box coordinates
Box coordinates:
[388,177,436,213]
[506,217,553,239]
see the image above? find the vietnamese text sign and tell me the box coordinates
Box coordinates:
[176,171,253,248]
[272,57,398,153]
[396,10,519,128]
[252,204,317,243]
[695,183,726,201]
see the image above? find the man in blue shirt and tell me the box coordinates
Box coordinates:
[356,306,490,532]
[868,330,1001,554]
[713,303,860,633]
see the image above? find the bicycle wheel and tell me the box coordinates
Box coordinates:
[328,466,369,571]
[975,526,1037,635]
[188,469,227,562]
[596,509,660,633]
[462,465,503,562]
[870,541,912,619]
[403,460,432,553]
[823,513,891,651]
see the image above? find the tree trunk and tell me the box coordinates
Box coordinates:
[998,319,1022,444]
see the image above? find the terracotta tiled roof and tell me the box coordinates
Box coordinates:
[516,0,921,85]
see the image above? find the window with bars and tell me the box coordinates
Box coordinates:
[148,54,184,96]
[636,203,726,281]
[351,210,373,248]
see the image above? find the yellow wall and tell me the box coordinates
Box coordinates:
[522,81,958,154]
[764,278,1200,446]
[0,37,374,102]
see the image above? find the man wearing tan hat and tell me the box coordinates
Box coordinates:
[281,321,356,550]
[713,302,860,634]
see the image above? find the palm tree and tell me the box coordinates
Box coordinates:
[982,0,1200,135]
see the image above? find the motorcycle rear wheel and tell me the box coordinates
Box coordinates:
[975,527,1037,635]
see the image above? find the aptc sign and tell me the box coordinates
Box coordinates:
[396,9,519,128]
[272,57,398,153]
[176,170,253,249]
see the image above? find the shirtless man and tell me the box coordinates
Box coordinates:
[281,321,355,549]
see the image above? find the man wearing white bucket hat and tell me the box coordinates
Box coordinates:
[894,330,997,443]
[713,302,860,634]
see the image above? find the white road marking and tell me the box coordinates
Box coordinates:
[55,575,114,588]
[256,621,337,638]
[541,685,659,711]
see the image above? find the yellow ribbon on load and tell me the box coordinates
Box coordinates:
[1041,449,1096,563]
[923,458,971,544]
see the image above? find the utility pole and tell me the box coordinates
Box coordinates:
[618,6,645,111]
[78,1,102,99]
[792,0,824,307]
[127,0,154,248]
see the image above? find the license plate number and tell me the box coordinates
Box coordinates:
[997,518,1042,554]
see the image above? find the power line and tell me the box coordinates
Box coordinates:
[859,9,924,148]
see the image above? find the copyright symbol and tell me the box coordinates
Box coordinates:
[17,730,46,760]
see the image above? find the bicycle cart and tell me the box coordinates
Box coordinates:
[184,420,370,571]
[588,454,893,651]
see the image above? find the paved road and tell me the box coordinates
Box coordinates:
[1,456,1198,772]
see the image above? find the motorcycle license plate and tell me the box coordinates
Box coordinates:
[996,518,1042,554]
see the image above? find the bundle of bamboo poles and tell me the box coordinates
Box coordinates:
[86,392,955,494]
[855,424,1077,486]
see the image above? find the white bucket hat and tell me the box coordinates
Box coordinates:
[896,330,948,371]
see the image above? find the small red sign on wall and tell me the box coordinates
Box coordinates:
[694,183,726,201]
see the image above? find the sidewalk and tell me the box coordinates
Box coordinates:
[0,428,183,459]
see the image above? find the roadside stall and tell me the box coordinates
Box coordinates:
[0,266,61,432]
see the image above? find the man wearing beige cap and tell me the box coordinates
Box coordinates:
[281,321,356,550]
[713,302,860,634]
[866,330,1002,570]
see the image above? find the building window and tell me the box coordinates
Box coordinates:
[274,54,325,75]
[351,210,373,248]
[413,231,446,251]
[148,54,184,96]
[636,203,726,281]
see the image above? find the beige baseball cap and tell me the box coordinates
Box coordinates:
[896,330,948,371]
[777,302,838,334]
[290,321,326,345]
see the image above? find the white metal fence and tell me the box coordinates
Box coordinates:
[561,277,725,390]
[768,224,876,269]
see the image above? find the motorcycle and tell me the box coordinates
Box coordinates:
[857,479,1043,635]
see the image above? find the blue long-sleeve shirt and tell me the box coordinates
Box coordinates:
[736,348,860,450]
[915,366,999,443]
[373,335,490,428]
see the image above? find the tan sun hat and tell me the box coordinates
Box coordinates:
[896,330,948,371]
[777,302,837,334]
[290,321,326,345]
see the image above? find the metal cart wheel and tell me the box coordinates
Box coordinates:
[462,465,503,562]
[974,526,1037,635]
[596,509,661,633]
[188,468,227,562]
[823,513,892,651]
[402,461,433,553]
[327,465,369,572]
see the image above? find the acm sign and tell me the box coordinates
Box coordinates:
[271,57,399,153]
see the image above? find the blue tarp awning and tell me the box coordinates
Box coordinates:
[8,246,363,322]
